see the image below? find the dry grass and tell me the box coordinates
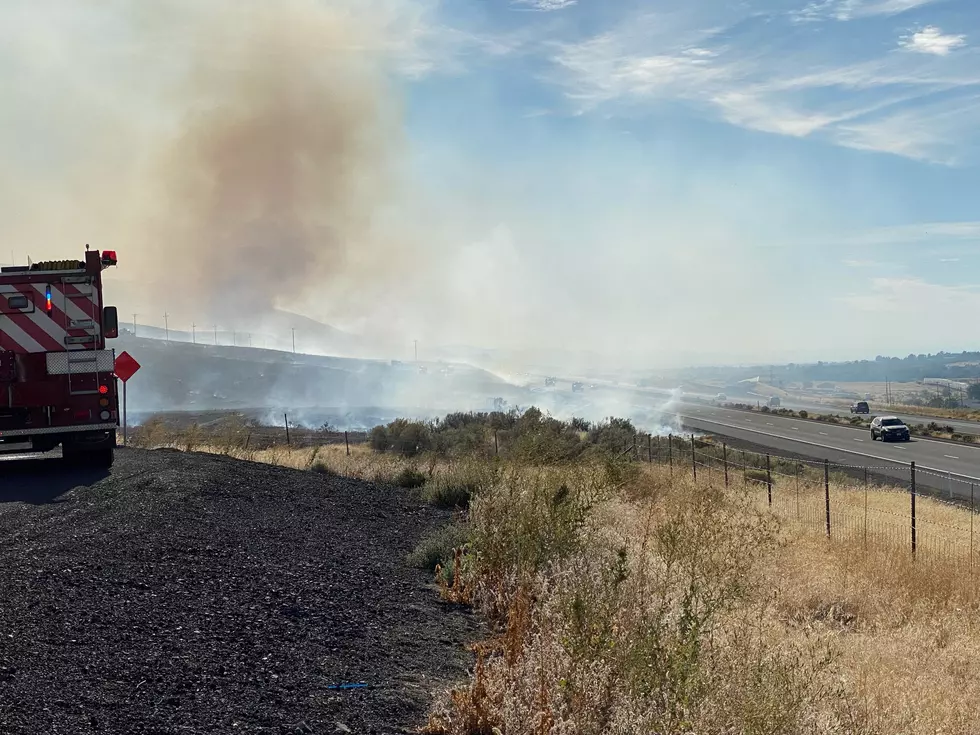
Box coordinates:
[425,464,980,734]
[138,419,980,733]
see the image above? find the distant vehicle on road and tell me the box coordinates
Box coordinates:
[572,382,584,393]
[545,377,556,387]
[850,401,870,414]
[767,396,781,408]
[870,416,910,442]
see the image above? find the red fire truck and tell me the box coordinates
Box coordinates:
[0,247,121,466]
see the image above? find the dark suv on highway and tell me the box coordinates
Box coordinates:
[870,416,910,442]
[850,401,870,414]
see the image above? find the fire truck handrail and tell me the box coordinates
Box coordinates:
[0,268,87,279]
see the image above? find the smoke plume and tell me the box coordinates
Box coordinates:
[134,1,407,324]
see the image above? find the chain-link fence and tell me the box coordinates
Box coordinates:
[637,433,980,569]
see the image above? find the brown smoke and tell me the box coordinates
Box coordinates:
[133,1,408,323]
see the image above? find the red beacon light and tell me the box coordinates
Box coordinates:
[98,384,109,395]
[100,250,118,268]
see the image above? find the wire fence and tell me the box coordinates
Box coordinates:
[636,433,980,570]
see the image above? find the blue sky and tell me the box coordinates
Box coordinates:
[0,0,978,367]
[382,0,980,364]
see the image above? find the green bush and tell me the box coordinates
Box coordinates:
[798,410,808,419]
[395,467,427,489]
[369,425,388,451]
[407,522,471,574]
[310,461,336,476]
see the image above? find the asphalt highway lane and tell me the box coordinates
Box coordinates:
[757,397,980,437]
[676,403,980,501]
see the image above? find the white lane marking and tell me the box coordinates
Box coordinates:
[945,454,960,460]
[792,427,799,431]
[854,438,864,442]
[766,422,773,426]
[819,432,828,435]
[745,419,752,422]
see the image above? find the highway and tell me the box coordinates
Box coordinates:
[675,402,980,501]
[747,396,980,437]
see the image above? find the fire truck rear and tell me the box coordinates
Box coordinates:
[0,247,121,466]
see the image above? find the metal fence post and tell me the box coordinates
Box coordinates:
[494,429,499,456]
[668,434,673,476]
[766,454,772,508]
[345,430,350,456]
[284,413,291,446]
[824,459,831,538]
[971,483,975,571]
[863,471,869,551]
[723,443,729,487]
[795,462,801,521]
[648,434,653,463]
[691,434,697,481]
[741,450,747,487]
[910,461,917,558]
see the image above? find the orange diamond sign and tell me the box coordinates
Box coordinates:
[114,351,141,383]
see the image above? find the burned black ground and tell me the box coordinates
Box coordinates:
[0,448,477,734]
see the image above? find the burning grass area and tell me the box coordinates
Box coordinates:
[134,410,980,734]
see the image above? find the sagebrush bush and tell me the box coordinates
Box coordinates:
[407,521,471,574]
[395,467,427,489]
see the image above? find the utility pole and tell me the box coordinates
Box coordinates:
[132,313,138,336]
[232,331,236,347]
[192,323,196,344]
[414,339,418,362]
[292,328,296,354]
[248,333,252,348]
[213,325,218,345]
[163,313,169,342]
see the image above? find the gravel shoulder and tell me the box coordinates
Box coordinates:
[0,448,477,734]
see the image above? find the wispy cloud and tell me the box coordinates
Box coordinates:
[796,0,946,22]
[512,0,577,10]
[900,26,968,56]
[548,4,980,163]
[835,221,980,245]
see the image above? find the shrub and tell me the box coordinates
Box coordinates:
[423,461,498,509]
[310,461,336,476]
[798,410,808,419]
[388,419,432,457]
[407,522,471,575]
[369,425,388,451]
[395,467,427,489]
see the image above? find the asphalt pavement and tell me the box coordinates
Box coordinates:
[758,397,980,437]
[676,403,980,501]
